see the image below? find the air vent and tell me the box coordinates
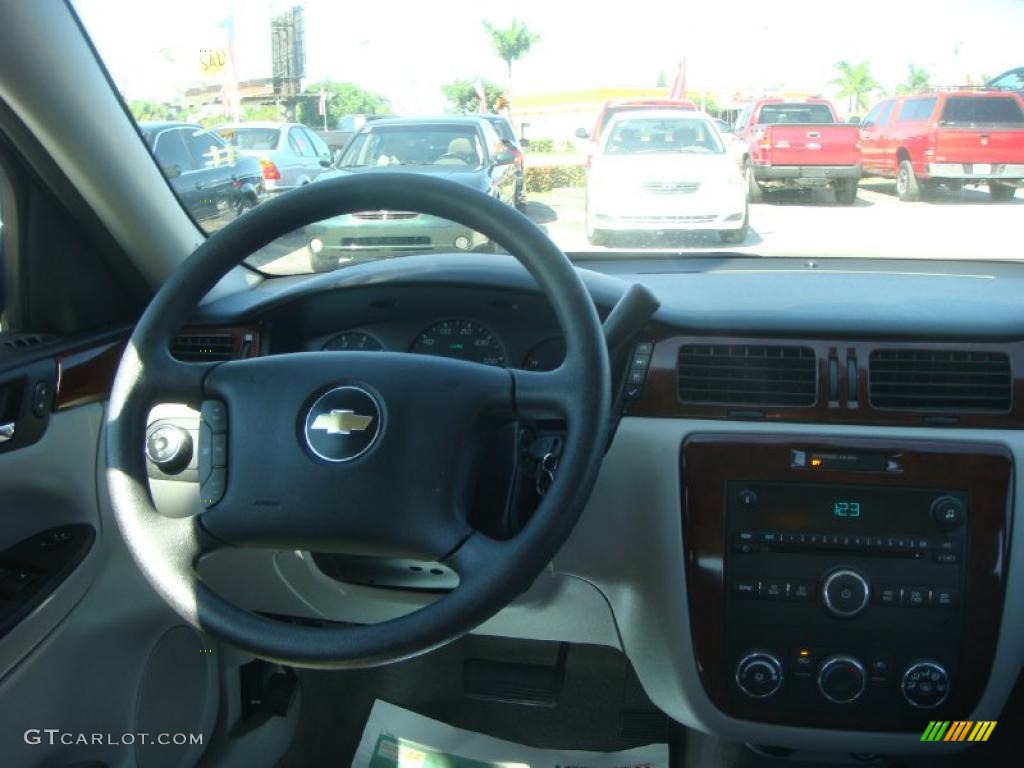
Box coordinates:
[170,333,235,362]
[869,349,1011,411]
[678,345,817,406]
[1,333,56,351]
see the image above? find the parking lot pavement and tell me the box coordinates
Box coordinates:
[528,181,1022,260]
[247,181,1022,275]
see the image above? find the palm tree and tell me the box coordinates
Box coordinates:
[482,20,540,81]
[829,60,881,115]
[896,64,931,95]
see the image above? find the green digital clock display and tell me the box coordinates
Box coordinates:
[832,501,861,518]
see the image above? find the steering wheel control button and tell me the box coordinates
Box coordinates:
[818,655,866,704]
[198,400,229,507]
[902,660,950,709]
[200,468,226,507]
[931,495,965,530]
[145,424,193,474]
[623,341,655,400]
[304,386,382,463]
[735,651,783,699]
[201,400,228,433]
[821,568,870,617]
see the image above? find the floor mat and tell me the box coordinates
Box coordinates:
[352,699,668,767]
[275,638,671,766]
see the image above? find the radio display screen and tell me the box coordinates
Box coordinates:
[727,481,960,535]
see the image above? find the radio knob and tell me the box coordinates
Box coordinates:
[901,660,950,709]
[735,651,783,699]
[818,655,866,704]
[821,568,870,617]
[931,496,965,530]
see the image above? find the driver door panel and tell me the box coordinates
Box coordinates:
[0,346,218,767]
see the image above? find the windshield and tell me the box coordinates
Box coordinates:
[603,117,723,154]
[941,96,1024,125]
[757,104,836,124]
[339,125,485,169]
[217,127,281,150]
[71,0,1024,272]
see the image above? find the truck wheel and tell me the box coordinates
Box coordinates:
[744,159,763,203]
[895,160,921,202]
[989,182,1017,202]
[834,179,858,206]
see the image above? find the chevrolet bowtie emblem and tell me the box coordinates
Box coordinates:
[311,409,375,435]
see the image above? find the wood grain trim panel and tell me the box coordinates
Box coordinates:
[55,326,259,410]
[682,434,1012,729]
[629,336,1024,428]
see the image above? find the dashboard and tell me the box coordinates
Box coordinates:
[130,253,1024,756]
[314,319,564,371]
[259,283,571,371]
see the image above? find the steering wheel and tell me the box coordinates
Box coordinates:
[106,173,611,668]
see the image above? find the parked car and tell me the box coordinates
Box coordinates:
[860,89,1024,201]
[575,98,698,164]
[214,122,334,194]
[733,99,862,204]
[988,67,1024,96]
[317,114,392,154]
[585,110,748,246]
[481,113,528,211]
[139,121,264,228]
[304,116,518,271]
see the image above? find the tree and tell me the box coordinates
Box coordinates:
[656,71,667,88]
[296,80,391,129]
[441,79,506,113]
[896,64,931,95]
[829,60,881,114]
[482,20,540,81]
[241,103,284,121]
[128,99,182,122]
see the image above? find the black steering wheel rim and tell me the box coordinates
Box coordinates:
[106,173,611,668]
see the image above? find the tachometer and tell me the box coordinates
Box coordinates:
[323,331,384,351]
[410,319,506,366]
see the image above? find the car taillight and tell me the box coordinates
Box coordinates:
[259,159,281,181]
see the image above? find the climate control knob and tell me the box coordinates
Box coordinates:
[735,651,783,699]
[821,568,870,617]
[818,655,866,704]
[902,660,950,709]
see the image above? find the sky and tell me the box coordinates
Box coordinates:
[74,0,1024,114]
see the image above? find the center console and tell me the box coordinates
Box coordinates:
[682,434,1012,731]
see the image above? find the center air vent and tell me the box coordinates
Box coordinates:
[869,349,1011,411]
[677,345,817,406]
[170,333,235,362]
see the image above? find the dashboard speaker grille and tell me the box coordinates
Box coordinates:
[678,344,817,406]
[170,333,235,362]
[869,349,1011,411]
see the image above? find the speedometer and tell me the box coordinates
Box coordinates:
[410,319,506,366]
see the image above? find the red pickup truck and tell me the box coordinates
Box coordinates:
[859,90,1024,201]
[733,99,862,204]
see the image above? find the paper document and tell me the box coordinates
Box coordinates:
[353,699,669,768]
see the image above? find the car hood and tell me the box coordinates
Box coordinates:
[590,152,739,182]
[319,165,488,188]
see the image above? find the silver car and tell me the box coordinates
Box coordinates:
[214,122,334,194]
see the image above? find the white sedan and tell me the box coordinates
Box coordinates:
[585,110,749,245]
